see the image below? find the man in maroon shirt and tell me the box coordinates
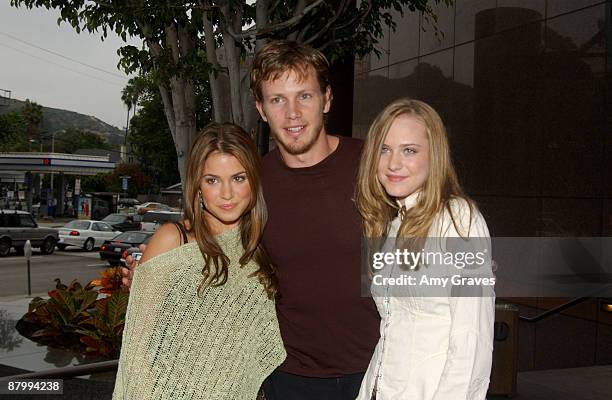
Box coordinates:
[252,41,379,400]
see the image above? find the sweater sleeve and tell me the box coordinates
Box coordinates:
[432,202,496,400]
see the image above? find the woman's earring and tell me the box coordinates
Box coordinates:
[198,191,206,211]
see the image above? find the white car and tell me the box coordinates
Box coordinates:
[135,202,171,215]
[140,211,182,232]
[57,220,121,251]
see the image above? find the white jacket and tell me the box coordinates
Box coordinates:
[357,192,495,400]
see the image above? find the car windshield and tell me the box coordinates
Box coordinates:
[64,221,90,230]
[143,212,181,223]
[114,232,150,243]
[102,214,125,223]
[119,199,139,205]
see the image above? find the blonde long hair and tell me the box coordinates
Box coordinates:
[355,98,473,242]
[183,123,277,298]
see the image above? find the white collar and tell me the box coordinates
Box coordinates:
[396,191,420,219]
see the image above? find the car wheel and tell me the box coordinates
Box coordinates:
[0,239,10,257]
[41,238,56,255]
[57,244,67,251]
[83,238,95,252]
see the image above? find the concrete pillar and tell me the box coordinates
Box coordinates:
[25,172,33,213]
[58,173,66,216]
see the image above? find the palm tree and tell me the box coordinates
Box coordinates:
[22,99,43,148]
[121,76,148,145]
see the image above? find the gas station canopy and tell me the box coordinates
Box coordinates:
[0,152,115,176]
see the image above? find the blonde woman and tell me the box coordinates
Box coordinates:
[355,99,495,400]
[113,123,286,400]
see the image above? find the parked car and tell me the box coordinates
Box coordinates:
[99,231,153,266]
[118,198,140,207]
[0,210,59,257]
[141,211,182,232]
[57,220,121,251]
[91,198,111,220]
[102,213,141,232]
[117,198,141,214]
[136,202,171,215]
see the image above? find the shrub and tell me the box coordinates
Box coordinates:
[16,267,128,358]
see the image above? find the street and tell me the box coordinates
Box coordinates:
[0,247,111,297]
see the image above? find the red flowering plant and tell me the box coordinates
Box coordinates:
[16,267,129,358]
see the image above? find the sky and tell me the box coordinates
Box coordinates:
[0,2,138,129]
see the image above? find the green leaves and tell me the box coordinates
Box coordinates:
[0,112,27,151]
[16,269,130,358]
[77,290,129,357]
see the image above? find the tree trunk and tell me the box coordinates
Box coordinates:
[221,3,244,128]
[203,4,228,123]
[172,123,194,183]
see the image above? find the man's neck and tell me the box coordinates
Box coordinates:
[278,133,340,168]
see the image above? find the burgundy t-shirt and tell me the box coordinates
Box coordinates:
[262,136,380,378]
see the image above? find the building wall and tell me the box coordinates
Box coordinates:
[353,1,611,370]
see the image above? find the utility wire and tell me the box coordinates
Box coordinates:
[0,30,127,80]
[0,41,125,87]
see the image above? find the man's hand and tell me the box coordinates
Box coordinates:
[121,243,147,289]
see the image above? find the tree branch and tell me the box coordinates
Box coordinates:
[287,0,307,41]
[177,21,195,58]
[228,0,325,40]
[157,83,176,138]
[318,31,361,53]
[135,19,164,58]
[331,0,373,33]
[255,0,269,51]
[268,0,283,15]
[164,22,180,64]
[220,1,244,126]
[201,0,224,122]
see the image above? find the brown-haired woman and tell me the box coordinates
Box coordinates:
[355,98,495,400]
[113,123,286,400]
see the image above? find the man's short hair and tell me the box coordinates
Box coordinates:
[250,40,331,101]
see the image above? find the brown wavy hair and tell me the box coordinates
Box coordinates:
[183,122,277,298]
[355,98,474,244]
[250,40,331,101]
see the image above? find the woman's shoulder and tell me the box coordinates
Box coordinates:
[439,196,489,238]
[139,221,195,265]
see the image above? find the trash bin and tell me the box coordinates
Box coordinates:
[488,302,519,397]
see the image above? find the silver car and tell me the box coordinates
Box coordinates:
[57,220,121,251]
[0,210,59,257]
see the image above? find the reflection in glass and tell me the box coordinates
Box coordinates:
[389,7,420,64]
[420,1,455,55]
[454,43,475,87]
[0,310,22,351]
[547,0,602,19]
[455,0,496,44]
[496,0,545,31]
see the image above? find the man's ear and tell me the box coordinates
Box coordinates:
[255,100,268,122]
[323,86,332,114]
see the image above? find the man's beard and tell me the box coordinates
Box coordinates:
[274,120,323,155]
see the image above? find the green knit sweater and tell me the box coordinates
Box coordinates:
[113,227,286,400]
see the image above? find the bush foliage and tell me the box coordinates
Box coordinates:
[16,267,128,358]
